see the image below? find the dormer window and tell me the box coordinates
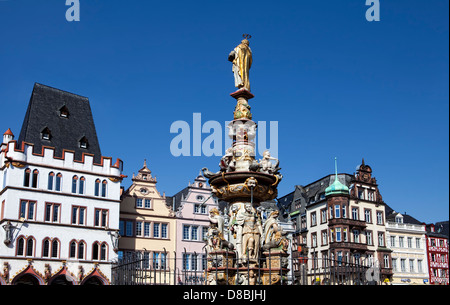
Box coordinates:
[79,136,89,149]
[41,127,52,141]
[59,105,69,118]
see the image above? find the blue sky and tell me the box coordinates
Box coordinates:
[0,0,448,224]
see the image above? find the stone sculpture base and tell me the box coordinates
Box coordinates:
[205,249,290,285]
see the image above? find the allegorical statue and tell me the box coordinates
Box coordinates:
[228,34,253,91]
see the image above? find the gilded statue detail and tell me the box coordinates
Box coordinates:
[229,35,253,91]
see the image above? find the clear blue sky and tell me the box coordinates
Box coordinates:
[0,0,448,224]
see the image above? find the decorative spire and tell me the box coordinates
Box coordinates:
[325,157,349,197]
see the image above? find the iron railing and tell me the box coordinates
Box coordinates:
[111,249,380,285]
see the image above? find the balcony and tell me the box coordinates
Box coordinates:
[329,218,367,229]
[329,241,368,252]
[386,222,425,233]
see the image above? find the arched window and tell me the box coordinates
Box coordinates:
[78,241,86,260]
[42,239,51,258]
[101,180,107,198]
[26,238,34,257]
[51,239,59,258]
[23,169,31,187]
[55,173,62,191]
[17,237,25,256]
[69,241,77,258]
[100,243,107,261]
[92,242,99,260]
[79,177,85,194]
[48,172,54,190]
[31,170,39,188]
[72,176,78,194]
[94,179,100,196]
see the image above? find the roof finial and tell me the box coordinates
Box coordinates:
[362,158,365,166]
[334,157,338,180]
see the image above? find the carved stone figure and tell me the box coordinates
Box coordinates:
[206,208,234,252]
[238,204,262,263]
[228,36,252,91]
[262,210,289,252]
[259,150,280,175]
[219,148,235,172]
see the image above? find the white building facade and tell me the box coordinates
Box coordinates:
[0,134,123,285]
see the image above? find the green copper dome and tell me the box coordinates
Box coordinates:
[325,158,349,197]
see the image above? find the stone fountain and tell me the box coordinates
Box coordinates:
[202,35,288,285]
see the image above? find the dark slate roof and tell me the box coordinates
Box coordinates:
[434,221,449,238]
[18,83,102,163]
[277,174,353,221]
[384,203,424,225]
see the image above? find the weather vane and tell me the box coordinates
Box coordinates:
[243,34,252,40]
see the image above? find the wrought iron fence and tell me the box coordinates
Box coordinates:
[111,250,380,285]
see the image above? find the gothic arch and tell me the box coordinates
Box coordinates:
[80,266,109,285]
[11,264,45,285]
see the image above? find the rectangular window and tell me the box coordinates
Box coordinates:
[335,205,340,218]
[336,228,341,242]
[342,205,347,218]
[183,225,190,240]
[311,233,317,248]
[321,231,328,246]
[321,209,327,223]
[136,222,142,236]
[144,222,150,237]
[416,238,421,249]
[72,206,86,225]
[136,198,143,208]
[153,223,160,238]
[144,199,151,209]
[366,231,373,245]
[352,207,358,220]
[311,212,317,226]
[161,223,168,239]
[384,255,390,268]
[79,207,85,225]
[119,220,124,236]
[407,237,412,248]
[191,226,198,241]
[409,259,415,273]
[19,200,36,220]
[378,232,385,247]
[390,236,396,247]
[353,230,360,243]
[95,209,109,227]
[202,226,208,241]
[126,221,133,237]
[45,203,60,223]
[377,211,383,224]
[418,260,423,273]
[364,209,371,223]
[399,237,404,248]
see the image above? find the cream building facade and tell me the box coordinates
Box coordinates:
[386,210,429,285]
[118,160,176,284]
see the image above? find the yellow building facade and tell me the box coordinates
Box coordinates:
[118,160,177,284]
